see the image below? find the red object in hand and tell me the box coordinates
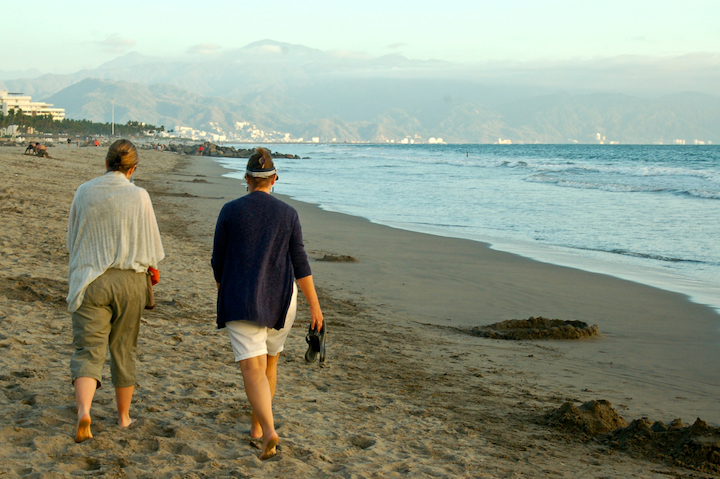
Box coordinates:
[149,267,159,285]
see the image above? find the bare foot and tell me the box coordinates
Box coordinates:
[75,414,92,443]
[119,417,136,428]
[259,432,279,460]
[250,423,262,439]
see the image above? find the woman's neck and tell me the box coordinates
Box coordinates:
[106,168,135,180]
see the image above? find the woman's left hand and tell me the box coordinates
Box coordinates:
[149,267,159,285]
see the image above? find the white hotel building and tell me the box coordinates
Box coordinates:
[0,90,65,120]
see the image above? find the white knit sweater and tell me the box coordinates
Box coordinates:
[66,171,164,312]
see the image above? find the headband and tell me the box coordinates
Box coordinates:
[246,167,277,178]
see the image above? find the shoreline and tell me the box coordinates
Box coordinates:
[187,155,720,425]
[217,154,720,324]
[216,146,720,317]
[2,144,720,476]
[372,220,720,316]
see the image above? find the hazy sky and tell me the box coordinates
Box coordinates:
[3,0,720,74]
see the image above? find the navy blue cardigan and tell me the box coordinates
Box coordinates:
[212,192,312,330]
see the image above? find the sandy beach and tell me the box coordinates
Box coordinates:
[1,143,719,478]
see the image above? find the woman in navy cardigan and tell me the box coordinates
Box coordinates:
[212,148,323,460]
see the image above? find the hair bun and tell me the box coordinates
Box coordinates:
[106,139,138,172]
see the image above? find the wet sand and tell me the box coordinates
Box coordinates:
[1,144,719,478]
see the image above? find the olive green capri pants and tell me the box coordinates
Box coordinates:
[71,269,148,388]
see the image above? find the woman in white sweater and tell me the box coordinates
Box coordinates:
[67,139,164,443]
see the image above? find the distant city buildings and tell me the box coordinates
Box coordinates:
[0,90,65,120]
[147,123,717,146]
[159,124,715,145]
[0,125,19,136]
[652,139,712,145]
[169,122,295,143]
[595,132,618,144]
[165,123,450,144]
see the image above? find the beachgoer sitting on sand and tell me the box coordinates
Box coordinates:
[35,143,48,157]
[66,139,164,443]
[212,147,324,460]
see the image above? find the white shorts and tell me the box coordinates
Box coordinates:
[225,283,297,362]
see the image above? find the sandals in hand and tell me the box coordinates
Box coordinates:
[305,322,326,364]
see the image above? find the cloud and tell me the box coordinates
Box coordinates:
[259,44,284,54]
[387,43,407,49]
[95,34,136,54]
[187,43,221,56]
[329,50,373,60]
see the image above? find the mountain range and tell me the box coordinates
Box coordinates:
[2,40,719,144]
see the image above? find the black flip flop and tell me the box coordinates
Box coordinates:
[305,322,326,364]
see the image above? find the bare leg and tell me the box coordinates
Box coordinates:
[239,355,279,460]
[74,377,97,443]
[115,386,135,427]
[250,354,279,438]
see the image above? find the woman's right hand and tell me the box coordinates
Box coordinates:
[310,304,324,331]
[297,275,324,331]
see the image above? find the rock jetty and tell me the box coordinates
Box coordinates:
[147,142,300,159]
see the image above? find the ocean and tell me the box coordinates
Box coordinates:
[218,144,720,314]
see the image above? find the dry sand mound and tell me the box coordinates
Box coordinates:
[547,400,629,435]
[547,400,720,474]
[470,316,600,340]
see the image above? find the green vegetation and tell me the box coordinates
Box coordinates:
[0,110,163,137]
